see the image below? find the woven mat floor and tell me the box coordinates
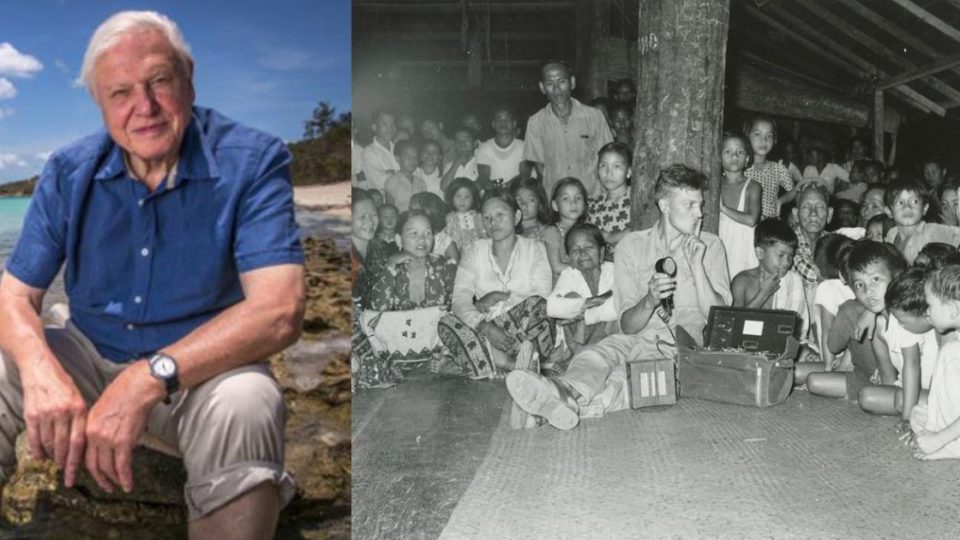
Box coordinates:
[438,388,960,539]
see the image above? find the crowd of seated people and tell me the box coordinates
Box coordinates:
[351,62,960,459]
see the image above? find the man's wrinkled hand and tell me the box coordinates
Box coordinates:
[21,360,88,488]
[84,361,163,494]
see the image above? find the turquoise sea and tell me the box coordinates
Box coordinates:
[0,197,30,262]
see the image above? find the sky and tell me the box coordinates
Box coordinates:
[0,0,350,183]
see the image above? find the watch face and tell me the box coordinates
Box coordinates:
[153,357,176,377]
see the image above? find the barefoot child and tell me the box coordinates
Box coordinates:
[812,234,855,369]
[587,142,633,257]
[719,132,762,278]
[731,218,808,341]
[510,176,565,279]
[910,264,960,459]
[551,177,588,267]
[885,178,960,264]
[858,266,939,431]
[744,116,795,219]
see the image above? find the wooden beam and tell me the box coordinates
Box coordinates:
[798,0,960,105]
[765,2,874,74]
[878,50,960,90]
[732,63,870,127]
[892,85,944,115]
[742,4,870,79]
[737,50,846,94]
[763,2,946,116]
[395,59,543,68]
[889,0,960,44]
[397,32,558,42]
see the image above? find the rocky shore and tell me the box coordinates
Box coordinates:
[0,234,353,539]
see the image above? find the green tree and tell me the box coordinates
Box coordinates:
[303,101,351,140]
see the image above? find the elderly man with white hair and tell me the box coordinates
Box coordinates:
[0,11,304,539]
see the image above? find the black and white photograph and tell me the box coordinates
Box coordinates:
[350,1,960,538]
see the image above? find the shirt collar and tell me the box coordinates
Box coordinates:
[94,109,220,184]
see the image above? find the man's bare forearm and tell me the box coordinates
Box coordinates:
[159,265,305,391]
[0,277,58,378]
[620,294,657,335]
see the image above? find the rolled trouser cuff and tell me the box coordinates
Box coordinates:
[184,460,296,521]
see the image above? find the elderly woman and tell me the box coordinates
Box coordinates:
[438,188,560,378]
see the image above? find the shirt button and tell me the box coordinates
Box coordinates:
[141,247,150,257]
[138,199,145,207]
[134,296,142,304]
[126,323,135,331]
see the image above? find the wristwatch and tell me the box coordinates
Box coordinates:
[148,352,180,403]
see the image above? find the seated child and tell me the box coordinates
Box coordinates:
[914,242,956,269]
[865,213,895,242]
[833,159,867,203]
[416,139,445,198]
[885,177,960,264]
[908,264,960,459]
[367,188,384,208]
[376,203,400,249]
[827,199,860,231]
[859,186,886,227]
[511,176,565,279]
[444,178,486,251]
[811,234,855,368]
[859,266,940,430]
[937,177,960,226]
[731,218,808,329]
[546,223,617,355]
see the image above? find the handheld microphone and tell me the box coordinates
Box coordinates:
[655,256,678,317]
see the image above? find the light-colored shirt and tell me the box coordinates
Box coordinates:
[451,236,552,329]
[384,171,425,212]
[453,156,479,182]
[351,139,365,186]
[801,163,848,194]
[476,138,526,185]
[613,225,732,351]
[415,167,444,198]
[884,314,937,390]
[523,98,613,198]
[885,222,960,265]
[361,138,399,192]
[547,262,617,326]
[918,341,960,455]
[813,279,855,316]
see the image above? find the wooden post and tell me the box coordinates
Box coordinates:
[873,89,885,162]
[633,0,731,233]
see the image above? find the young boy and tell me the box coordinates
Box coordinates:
[384,139,425,212]
[476,109,528,190]
[416,139,445,198]
[885,178,960,264]
[857,265,939,431]
[731,219,808,328]
[440,128,479,192]
[911,264,960,459]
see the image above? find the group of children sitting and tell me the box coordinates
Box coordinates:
[352,103,960,459]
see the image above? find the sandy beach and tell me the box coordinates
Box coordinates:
[293,181,351,218]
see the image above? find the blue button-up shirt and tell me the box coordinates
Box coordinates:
[7,107,304,362]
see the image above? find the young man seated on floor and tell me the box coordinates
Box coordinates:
[505,164,732,430]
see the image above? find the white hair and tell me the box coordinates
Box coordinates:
[78,10,193,95]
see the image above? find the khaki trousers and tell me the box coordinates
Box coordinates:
[0,320,295,520]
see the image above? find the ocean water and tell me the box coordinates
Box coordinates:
[0,197,30,262]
